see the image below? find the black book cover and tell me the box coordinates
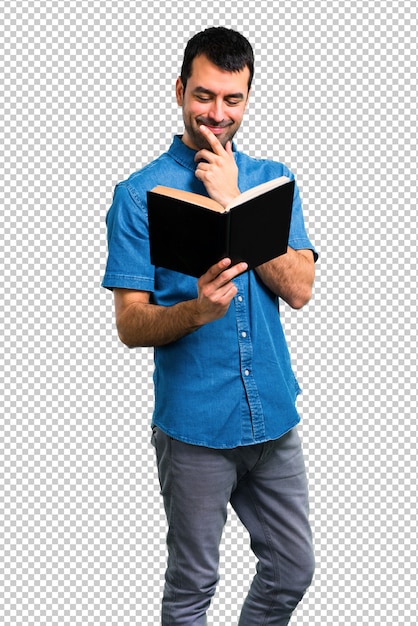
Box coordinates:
[147,179,294,278]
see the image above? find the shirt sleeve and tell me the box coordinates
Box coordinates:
[101,182,155,292]
[287,171,318,262]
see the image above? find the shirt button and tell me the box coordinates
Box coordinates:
[241,331,247,338]
[237,295,243,302]
[244,369,250,376]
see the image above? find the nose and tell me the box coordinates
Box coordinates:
[208,97,225,123]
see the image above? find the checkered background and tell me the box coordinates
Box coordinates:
[1,0,417,624]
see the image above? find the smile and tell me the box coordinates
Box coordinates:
[197,118,232,129]
[206,126,227,135]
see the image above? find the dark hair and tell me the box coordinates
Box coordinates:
[180,27,254,91]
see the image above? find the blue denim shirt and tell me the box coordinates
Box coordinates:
[103,136,317,448]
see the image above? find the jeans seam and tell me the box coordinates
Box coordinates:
[245,480,282,626]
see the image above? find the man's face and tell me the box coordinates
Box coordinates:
[176,54,251,151]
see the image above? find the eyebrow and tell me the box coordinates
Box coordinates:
[193,86,245,100]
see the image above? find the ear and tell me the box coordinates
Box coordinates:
[175,77,184,106]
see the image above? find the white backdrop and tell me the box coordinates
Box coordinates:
[1,1,417,624]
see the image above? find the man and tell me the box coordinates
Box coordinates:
[103,27,317,626]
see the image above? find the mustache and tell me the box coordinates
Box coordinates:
[196,118,233,128]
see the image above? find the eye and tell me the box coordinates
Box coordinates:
[225,98,242,106]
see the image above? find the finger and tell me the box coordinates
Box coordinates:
[225,140,233,155]
[194,148,214,163]
[220,261,248,282]
[201,258,233,281]
[214,282,239,305]
[201,259,248,284]
[199,125,225,154]
[194,159,210,171]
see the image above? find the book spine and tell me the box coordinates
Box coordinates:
[226,212,232,260]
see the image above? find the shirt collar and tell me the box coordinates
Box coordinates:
[167,134,238,172]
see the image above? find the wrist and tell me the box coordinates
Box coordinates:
[178,298,206,331]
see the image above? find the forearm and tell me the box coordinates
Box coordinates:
[117,299,203,348]
[255,247,315,309]
[114,260,247,348]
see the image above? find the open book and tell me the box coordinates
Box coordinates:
[147,175,294,278]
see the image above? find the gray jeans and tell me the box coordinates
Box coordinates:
[151,426,314,625]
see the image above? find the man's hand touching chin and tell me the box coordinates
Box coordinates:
[194,125,240,208]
